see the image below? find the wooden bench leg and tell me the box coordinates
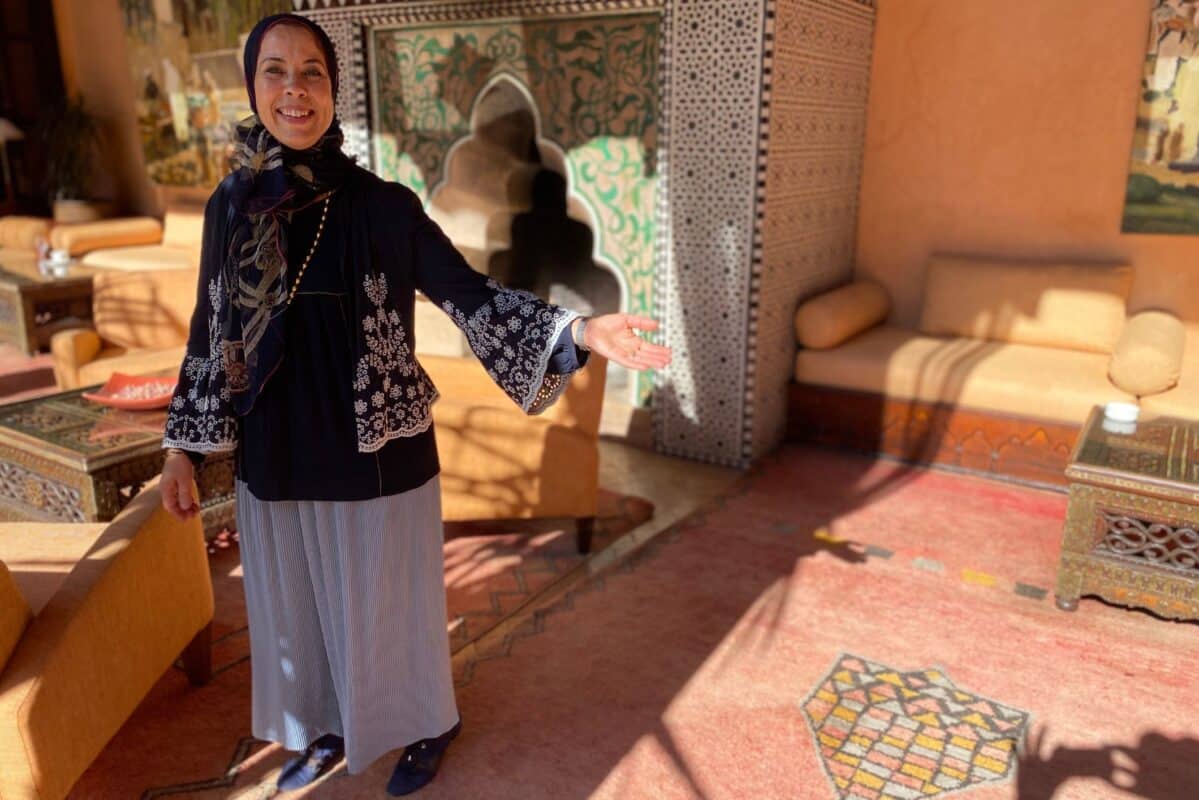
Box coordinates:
[182,621,212,686]
[576,516,595,555]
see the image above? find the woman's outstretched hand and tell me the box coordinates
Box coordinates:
[578,314,672,371]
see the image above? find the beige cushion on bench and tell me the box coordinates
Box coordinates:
[795,325,1134,424]
[794,280,890,349]
[76,345,186,387]
[82,245,197,272]
[1107,310,1186,397]
[78,210,202,272]
[1140,325,1199,418]
[50,217,162,257]
[919,256,1133,354]
[0,216,51,250]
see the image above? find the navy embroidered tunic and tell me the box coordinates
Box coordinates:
[165,163,587,501]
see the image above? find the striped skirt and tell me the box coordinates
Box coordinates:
[236,476,459,774]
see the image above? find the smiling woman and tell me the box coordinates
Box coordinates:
[251,22,336,150]
[157,10,670,799]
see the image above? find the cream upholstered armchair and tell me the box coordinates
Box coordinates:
[422,352,607,553]
[70,209,202,272]
[0,481,213,800]
[49,265,197,390]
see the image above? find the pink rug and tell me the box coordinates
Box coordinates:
[72,445,1199,798]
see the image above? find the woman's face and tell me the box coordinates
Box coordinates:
[253,23,334,150]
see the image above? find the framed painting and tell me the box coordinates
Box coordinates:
[1123,1,1199,234]
[120,0,290,188]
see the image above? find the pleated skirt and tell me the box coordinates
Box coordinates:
[235,476,459,774]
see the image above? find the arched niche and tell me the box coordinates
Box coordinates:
[427,75,635,400]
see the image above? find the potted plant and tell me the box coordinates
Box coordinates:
[39,95,110,223]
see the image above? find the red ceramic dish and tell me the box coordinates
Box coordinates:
[82,373,178,410]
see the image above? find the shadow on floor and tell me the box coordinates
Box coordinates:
[1018,726,1199,800]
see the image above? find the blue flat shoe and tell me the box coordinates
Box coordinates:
[386,720,462,796]
[277,733,345,791]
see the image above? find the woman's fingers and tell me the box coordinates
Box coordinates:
[177,481,196,515]
[624,315,660,332]
[611,347,671,371]
[161,477,185,521]
[161,468,199,521]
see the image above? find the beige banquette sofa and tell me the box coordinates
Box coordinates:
[790,256,1190,486]
[56,210,202,272]
[48,209,205,389]
[50,266,197,390]
[0,214,168,262]
[0,482,212,800]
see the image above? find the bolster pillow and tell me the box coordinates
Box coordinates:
[794,280,891,350]
[1108,310,1186,397]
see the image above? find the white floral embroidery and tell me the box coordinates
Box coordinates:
[440,279,579,414]
[163,276,238,453]
[354,273,438,452]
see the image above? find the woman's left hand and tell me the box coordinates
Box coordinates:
[579,314,672,371]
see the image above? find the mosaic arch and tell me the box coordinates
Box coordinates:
[365,15,660,403]
[425,75,635,384]
[295,0,877,467]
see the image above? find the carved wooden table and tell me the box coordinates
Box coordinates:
[0,253,95,355]
[1054,407,1199,620]
[0,388,234,539]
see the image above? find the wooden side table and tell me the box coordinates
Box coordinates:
[0,254,94,355]
[1054,407,1199,620]
[0,387,233,539]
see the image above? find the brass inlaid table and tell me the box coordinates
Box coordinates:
[0,387,234,539]
[0,252,95,355]
[1054,407,1199,620]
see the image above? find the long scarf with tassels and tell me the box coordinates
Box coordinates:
[221,115,352,414]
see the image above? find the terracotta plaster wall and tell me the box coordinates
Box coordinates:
[51,0,161,216]
[858,0,1199,327]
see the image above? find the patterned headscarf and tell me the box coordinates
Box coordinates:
[222,13,350,414]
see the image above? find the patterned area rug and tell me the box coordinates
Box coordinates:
[69,444,1199,798]
[69,489,651,798]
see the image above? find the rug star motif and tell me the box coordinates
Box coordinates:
[803,654,1030,800]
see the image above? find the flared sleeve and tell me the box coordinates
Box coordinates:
[163,188,239,454]
[406,191,587,415]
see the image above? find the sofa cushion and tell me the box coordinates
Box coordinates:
[794,281,890,349]
[81,244,198,272]
[0,216,51,250]
[795,325,1134,424]
[77,345,186,387]
[49,217,162,256]
[918,256,1133,354]
[161,210,205,250]
[0,524,108,616]
[0,562,31,674]
[1108,310,1185,397]
[1140,324,1199,419]
[92,269,198,350]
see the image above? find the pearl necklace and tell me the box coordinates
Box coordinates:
[287,195,331,305]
